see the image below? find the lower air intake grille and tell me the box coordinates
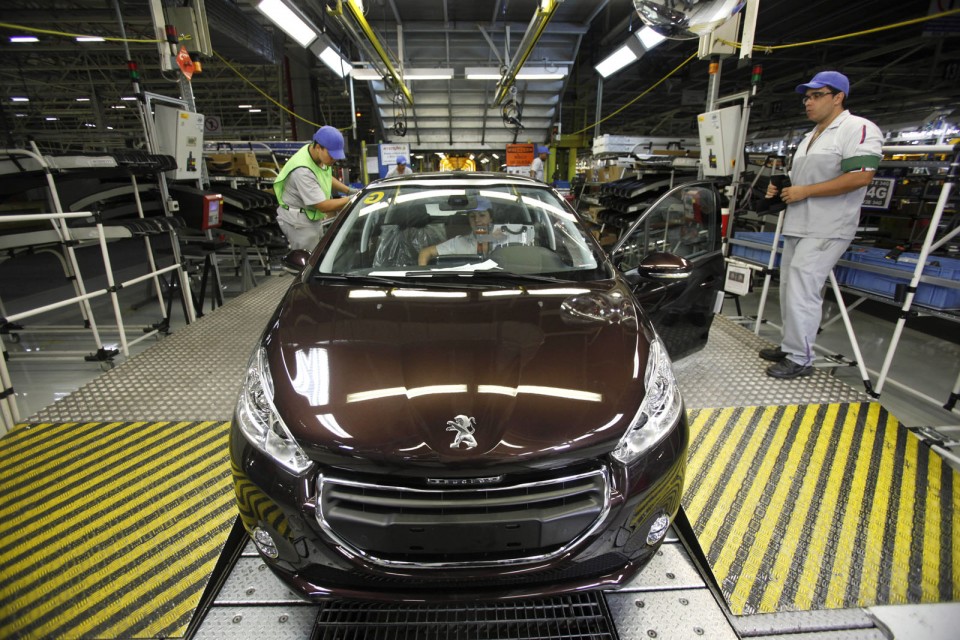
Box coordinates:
[317,467,608,565]
[310,592,617,640]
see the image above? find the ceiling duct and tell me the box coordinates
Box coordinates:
[205,0,279,64]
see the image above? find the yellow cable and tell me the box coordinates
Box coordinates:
[0,21,161,43]
[212,50,323,130]
[569,53,698,138]
[572,8,960,142]
[717,8,960,53]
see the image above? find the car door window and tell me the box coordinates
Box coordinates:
[613,184,717,270]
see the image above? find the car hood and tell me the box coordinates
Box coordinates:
[266,279,651,468]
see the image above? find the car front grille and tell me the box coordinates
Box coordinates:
[316,466,610,568]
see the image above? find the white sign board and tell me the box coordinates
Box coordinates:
[724,263,751,296]
[861,177,896,210]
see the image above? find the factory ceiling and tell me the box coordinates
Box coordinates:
[0,0,957,158]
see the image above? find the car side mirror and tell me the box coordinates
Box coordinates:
[282,249,310,274]
[635,252,693,281]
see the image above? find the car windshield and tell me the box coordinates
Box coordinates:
[316,179,604,280]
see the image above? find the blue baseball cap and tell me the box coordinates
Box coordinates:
[536,145,549,154]
[796,71,850,96]
[312,125,346,160]
[396,155,407,165]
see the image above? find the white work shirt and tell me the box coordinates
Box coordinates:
[530,157,544,182]
[436,232,503,256]
[275,167,329,226]
[386,165,414,178]
[784,110,883,240]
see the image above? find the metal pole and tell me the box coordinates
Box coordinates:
[875,146,959,395]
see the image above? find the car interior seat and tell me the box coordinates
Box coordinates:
[374,204,442,267]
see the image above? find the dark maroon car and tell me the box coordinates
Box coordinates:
[230,172,723,601]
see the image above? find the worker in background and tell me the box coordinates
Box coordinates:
[273,125,358,252]
[386,155,414,178]
[529,146,548,182]
[762,70,882,379]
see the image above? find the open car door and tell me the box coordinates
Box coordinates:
[609,181,725,359]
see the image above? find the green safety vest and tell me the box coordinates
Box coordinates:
[273,144,333,221]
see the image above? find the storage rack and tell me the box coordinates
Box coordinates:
[0,145,196,433]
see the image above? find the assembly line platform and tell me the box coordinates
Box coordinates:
[1,273,957,640]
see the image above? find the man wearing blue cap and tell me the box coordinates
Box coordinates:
[529,146,548,182]
[418,197,499,265]
[762,70,883,379]
[386,155,414,178]
[273,125,359,251]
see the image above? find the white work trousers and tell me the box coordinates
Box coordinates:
[778,236,851,366]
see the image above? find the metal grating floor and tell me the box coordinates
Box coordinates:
[308,593,617,640]
[672,315,871,409]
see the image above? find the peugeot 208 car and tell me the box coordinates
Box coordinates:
[231,172,723,602]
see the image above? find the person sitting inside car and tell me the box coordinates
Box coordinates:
[418,198,507,265]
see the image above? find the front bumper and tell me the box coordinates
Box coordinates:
[229,412,687,602]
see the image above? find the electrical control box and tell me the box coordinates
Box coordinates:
[154,105,204,181]
[169,185,222,231]
[697,105,742,177]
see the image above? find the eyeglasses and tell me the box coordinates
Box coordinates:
[801,90,836,104]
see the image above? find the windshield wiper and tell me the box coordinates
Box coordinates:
[463,271,569,284]
[311,272,480,288]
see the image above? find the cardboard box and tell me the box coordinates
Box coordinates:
[232,152,260,177]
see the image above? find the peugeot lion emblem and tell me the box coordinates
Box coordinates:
[446,415,478,449]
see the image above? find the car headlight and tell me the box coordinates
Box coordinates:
[612,338,683,464]
[236,346,313,474]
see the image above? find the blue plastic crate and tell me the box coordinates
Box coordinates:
[836,246,960,310]
[730,231,783,267]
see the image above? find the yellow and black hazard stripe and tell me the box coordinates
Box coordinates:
[682,403,959,615]
[0,421,236,639]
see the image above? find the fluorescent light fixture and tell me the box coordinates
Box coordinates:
[120,96,136,101]
[45,117,58,121]
[404,68,454,80]
[10,36,39,43]
[238,104,252,108]
[465,67,501,80]
[249,108,262,113]
[15,113,26,117]
[76,36,105,42]
[351,68,383,80]
[112,104,126,109]
[84,123,96,127]
[256,0,318,48]
[75,97,90,102]
[595,37,644,78]
[466,66,568,80]
[318,45,353,78]
[11,97,29,102]
[636,26,666,50]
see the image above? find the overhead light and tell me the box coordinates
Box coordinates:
[351,68,383,80]
[76,36,105,42]
[249,108,262,113]
[11,97,29,102]
[10,36,38,43]
[307,34,352,78]
[404,68,454,80]
[466,66,568,81]
[318,45,352,78]
[636,26,667,50]
[120,96,136,101]
[75,97,90,102]
[45,117,58,121]
[465,68,501,80]
[256,0,318,48]
[15,113,27,117]
[238,104,252,108]
[595,36,644,78]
